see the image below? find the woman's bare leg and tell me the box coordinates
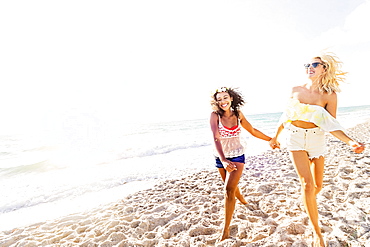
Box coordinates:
[219,162,245,241]
[218,168,247,204]
[311,156,325,195]
[290,151,325,247]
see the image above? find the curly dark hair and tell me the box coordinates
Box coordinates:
[211,87,245,118]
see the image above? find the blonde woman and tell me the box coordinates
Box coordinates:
[269,52,365,246]
[210,87,272,242]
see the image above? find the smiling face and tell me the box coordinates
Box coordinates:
[216,92,233,111]
[306,58,326,80]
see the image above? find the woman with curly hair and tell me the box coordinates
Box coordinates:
[210,87,272,242]
[269,52,365,246]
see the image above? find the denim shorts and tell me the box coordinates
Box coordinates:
[286,124,326,159]
[215,154,245,168]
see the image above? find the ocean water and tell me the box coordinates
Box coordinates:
[0,105,369,231]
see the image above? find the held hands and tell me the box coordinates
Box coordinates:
[222,160,237,173]
[349,141,365,154]
[269,137,281,149]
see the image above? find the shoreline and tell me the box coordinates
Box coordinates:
[0,179,159,233]
[1,121,369,246]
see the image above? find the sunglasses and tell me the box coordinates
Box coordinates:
[304,62,324,68]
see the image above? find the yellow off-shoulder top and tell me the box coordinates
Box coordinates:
[279,98,344,132]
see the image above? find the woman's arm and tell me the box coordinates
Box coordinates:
[269,123,284,149]
[330,130,365,153]
[326,93,365,153]
[210,112,237,172]
[239,111,272,141]
[324,92,338,118]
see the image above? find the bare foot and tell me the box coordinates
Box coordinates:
[239,199,247,204]
[314,233,325,247]
[218,231,230,242]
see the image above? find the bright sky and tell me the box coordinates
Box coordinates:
[1,0,370,135]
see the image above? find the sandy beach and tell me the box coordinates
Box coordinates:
[1,121,369,247]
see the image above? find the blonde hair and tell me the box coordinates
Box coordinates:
[314,52,347,94]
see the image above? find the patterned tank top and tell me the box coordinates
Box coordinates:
[215,115,245,158]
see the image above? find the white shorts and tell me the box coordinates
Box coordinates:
[285,124,326,159]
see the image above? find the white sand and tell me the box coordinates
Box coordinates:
[1,121,370,247]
